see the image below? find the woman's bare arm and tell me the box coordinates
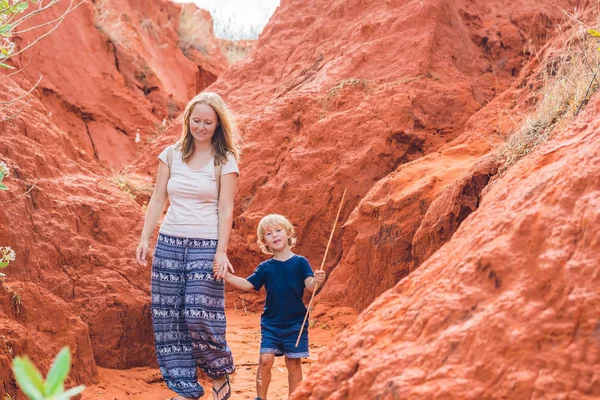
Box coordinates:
[136,161,169,265]
[214,173,238,278]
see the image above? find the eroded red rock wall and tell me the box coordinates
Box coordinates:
[291,71,600,400]
[11,0,227,169]
[0,76,153,398]
[203,0,575,310]
[1,0,230,397]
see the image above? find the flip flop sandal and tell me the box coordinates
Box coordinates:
[168,397,199,400]
[213,375,231,400]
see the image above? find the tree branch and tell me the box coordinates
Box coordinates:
[12,1,84,34]
[0,103,27,122]
[8,0,62,29]
[11,13,72,35]
[0,180,38,204]
[0,74,41,105]
[3,57,33,77]
[1,0,84,63]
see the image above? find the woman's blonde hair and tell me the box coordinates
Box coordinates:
[177,91,241,165]
[256,214,297,254]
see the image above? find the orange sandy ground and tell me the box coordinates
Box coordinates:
[81,312,336,400]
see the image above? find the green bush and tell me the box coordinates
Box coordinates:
[0,161,12,277]
[0,247,15,276]
[12,347,85,400]
[0,160,8,190]
[0,0,40,69]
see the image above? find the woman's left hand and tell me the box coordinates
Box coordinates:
[213,251,235,280]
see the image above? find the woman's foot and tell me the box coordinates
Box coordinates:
[212,375,231,400]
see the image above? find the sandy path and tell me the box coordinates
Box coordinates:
[81,312,334,400]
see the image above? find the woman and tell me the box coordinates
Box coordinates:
[136,92,239,400]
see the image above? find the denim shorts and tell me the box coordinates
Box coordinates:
[260,322,309,358]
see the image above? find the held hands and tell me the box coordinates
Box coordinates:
[135,239,149,266]
[213,251,235,280]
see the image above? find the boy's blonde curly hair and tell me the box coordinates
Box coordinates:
[256,214,297,254]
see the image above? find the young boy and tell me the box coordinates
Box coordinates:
[214,214,325,400]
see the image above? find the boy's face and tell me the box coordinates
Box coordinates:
[263,224,289,253]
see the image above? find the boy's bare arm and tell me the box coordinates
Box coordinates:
[224,273,255,291]
[212,263,255,290]
[305,270,326,292]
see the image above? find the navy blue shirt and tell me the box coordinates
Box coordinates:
[246,254,314,327]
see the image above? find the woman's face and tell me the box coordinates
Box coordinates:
[189,103,219,144]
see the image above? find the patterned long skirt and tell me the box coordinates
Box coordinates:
[151,233,235,399]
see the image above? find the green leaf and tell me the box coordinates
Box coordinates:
[0,25,11,34]
[0,272,5,277]
[12,356,45,400]
[16,3,29,11]
[0,170,5,180]
[0,62,15,69]
[48,385,86,400]
[0,261,9,268]
[44,347,70,395]
[588,29,600,37]
[0,183,8,190]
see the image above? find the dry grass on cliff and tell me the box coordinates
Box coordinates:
[320,78,370,117]
[110,168,153,206]
[498,15,600,173]
[178,6,211,56]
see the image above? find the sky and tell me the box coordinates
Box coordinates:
[172,0,280,40]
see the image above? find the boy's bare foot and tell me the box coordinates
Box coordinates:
[168,396,196,400]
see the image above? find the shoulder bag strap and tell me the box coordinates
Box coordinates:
[167,145,174,178]
[215,158,223,236]
[215,158,223,200]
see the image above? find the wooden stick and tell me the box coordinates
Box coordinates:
[296,188,347,347]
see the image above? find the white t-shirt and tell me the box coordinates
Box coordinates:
[157,145,239,239]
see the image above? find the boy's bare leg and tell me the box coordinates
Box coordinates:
[285,356,303,396]
[257,353,275,399]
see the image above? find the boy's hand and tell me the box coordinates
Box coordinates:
[314,270,326,285]
[213,261,229,280]
[213,252,235,280]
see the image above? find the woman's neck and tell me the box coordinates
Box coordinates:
[193,140,212,155]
